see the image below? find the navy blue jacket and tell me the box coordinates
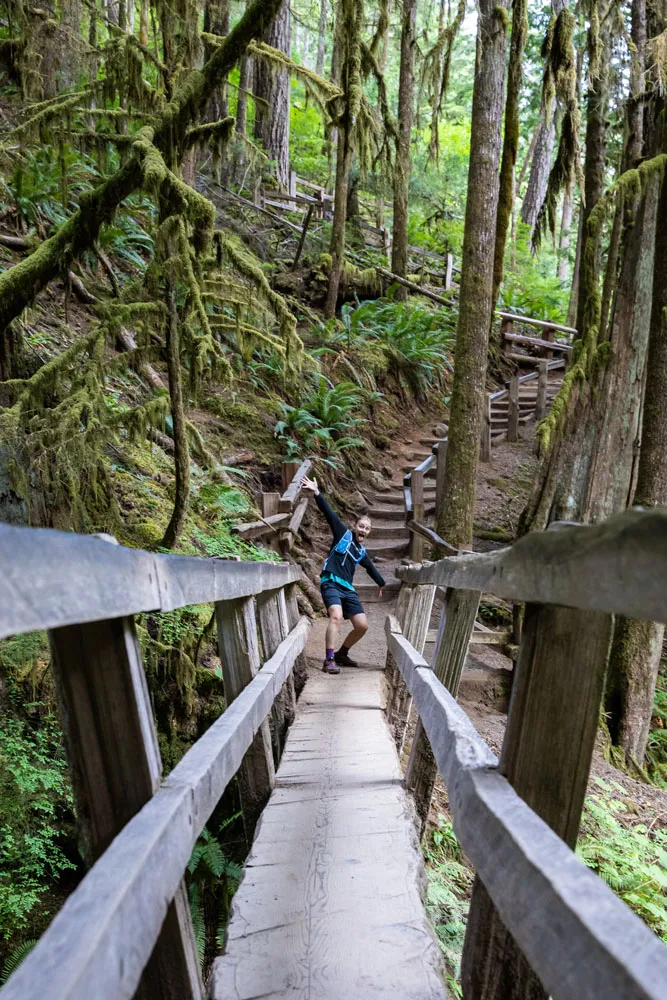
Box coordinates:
[315,493,386,591]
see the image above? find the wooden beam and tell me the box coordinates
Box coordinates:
[410,469,425,562]
[507,374,519,442]
[0,525,303,639]
[395,508,667,624]
[260,492,281,517]
[535,359,548,421]
[279,457,312,510]
[502,331,573,353]
[462,603,614,998]
[385,620,667,1000]
[496,311,577,336]
[233,511,291,539]
[2,617,309,1000]
[480,395,491,462]
[256,588,296,765]
[408,519,458,555]
[49,617,203,1000]
[215,597,275,840]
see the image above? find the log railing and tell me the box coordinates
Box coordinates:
[388,506,667,999]
[0,525,310,1000]
[232,457,312,552]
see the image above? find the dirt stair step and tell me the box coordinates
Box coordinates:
[368,506,406,521]
[369,524,410,540]
[365,537,410,559]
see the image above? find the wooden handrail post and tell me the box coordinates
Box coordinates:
[49,617,204,1000]
[285,582,308,693]
[543,324,555,360]
[260,492,281,517]
[507,373,519,442]
[535,359,548,421]
[435,439,447,515]
[500,316,514,358]
[216,597,275,841]
[480,396,491,462]
[256,587,296,764]
[406,587,480,834]
[445,253,454,290]
[387,582,435,736]
[410,469,425,561]
[461,603,613,999]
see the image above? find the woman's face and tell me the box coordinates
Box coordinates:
[354,516,372,541]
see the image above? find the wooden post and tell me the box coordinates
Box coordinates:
[480,396,491,462]
[388,582,436,737]
[292,203,314,268]
[410,469,425,562]
[500,316,514,358]
[406,587,480,834]
[260,492,281,517]
[49,618,204,1000]
[215,597,275,840]
[281,460,301,493]
[434,439,447,516]
[535,359,548,421]
[507,373,519,442]
[461,603,613,999]
[285,582,308,693]
[289,169,297,200]
[543,324,555,360]
[445,253,454,291]
[256,587,296,765]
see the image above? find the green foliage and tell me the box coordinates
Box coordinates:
[1,144,97,233]
[646,674,667,787]
[0,711,75,945]
[0,939,37,985]
[274,375,366,465]
[424,815,473,997]
[499,223,569,320]
[577,779,667,941]
[187,819,243,966]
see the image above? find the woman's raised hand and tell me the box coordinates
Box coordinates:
[301,474,319,495]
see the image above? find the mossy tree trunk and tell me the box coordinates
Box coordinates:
[520,112,555,233]
[492,0,527,307]
[162,288,191,550]
[254,0,291,190]
[0,0,283,337]
[435,0,509,549]
[604,30,666,767]
[574,0,612,333]
[324,0,362,319]
[316,0,327,76]
[390,0,417,298]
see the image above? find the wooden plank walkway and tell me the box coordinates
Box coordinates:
[212,622,446,999]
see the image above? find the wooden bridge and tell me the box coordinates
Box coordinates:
[2,502,667,998]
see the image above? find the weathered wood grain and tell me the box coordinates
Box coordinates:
[233,511,291,538]
[211,666,447,999]
[497,311,577,335]
[387,621,667,1000]
[502,331,572,353]
[0,616,309,1000]
[408,519,458,555]
[257,588,296,765]
[216,597,276,839]
[49,617,203,1000]
[461,603,614,999]
[0,523,300,639]
[279,457,312,511]
[508,374,519,441]
[396,507,667,624]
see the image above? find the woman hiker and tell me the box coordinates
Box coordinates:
[301,474,385,674]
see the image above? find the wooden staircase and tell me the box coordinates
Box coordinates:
[489,370,563,441]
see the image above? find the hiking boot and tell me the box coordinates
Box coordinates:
[322,657,340,674]
[334,647,358,668]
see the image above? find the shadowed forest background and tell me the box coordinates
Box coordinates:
[1,0,667,992]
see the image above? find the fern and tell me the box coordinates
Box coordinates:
[0,940,37,985]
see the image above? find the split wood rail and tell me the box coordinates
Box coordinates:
[232,457,312,552]
[0,524,310,1000]
[388,507,667,999]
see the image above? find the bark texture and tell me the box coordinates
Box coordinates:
[436,0,509,548]
[391,0,418,295]
[254,0,292,190]
[520,111,555,232]
[492,0,527,306]
[162,291,191,549]
[316,0,327,76]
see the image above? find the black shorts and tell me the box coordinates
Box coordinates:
[320,580,364,619]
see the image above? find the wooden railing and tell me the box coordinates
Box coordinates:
[0,525,310,1000]
[388,507,667,999]
[233,457,312,552]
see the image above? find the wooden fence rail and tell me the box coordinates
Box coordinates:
[0,525,309,1000]
[388,506,667,999]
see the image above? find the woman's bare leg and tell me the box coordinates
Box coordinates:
[342,613,369,649]
[325,604,343,651]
